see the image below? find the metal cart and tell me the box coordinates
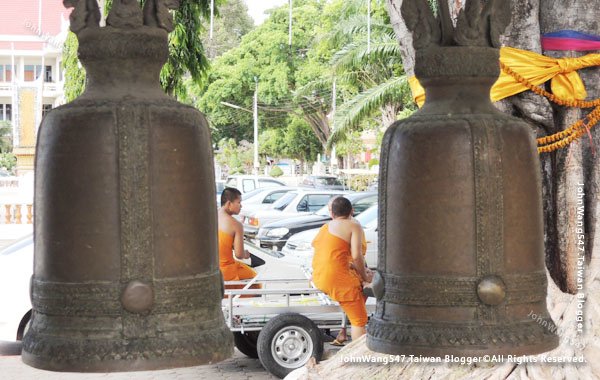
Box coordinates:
[222,261,375,378]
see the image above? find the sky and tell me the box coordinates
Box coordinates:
[242,0,288,25]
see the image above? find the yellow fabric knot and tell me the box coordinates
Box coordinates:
[409,46,600,107]
[556,57,589,73]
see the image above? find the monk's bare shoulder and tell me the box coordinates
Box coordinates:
[218,209,240,235]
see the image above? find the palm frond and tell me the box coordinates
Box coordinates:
[328,75,409,148]
[294,76,334,98]
[331,40,402,73]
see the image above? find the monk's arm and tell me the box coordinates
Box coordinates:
[351,226,371,282]
[233,222,250,260]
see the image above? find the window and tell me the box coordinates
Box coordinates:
[24,65,42,81]
[297,194,334,212]
[315,177,343,186]
[42,104,53,117]
[306,194,335,212]
[44,66,52,82]
[242,179,256,193]
[263,191,287,204]
[272,192,296,211]
[352,195,378,215]
[0,104,13,121]
[2,65,13,82]
[4,104,11,121]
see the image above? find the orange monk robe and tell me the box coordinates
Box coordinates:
[218,230,257,281]
[312,225,367,327]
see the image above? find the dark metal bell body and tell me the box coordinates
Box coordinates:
[22,27,233,371]
[367,47,559,356]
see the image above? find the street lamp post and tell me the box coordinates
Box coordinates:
[253,77,259,174]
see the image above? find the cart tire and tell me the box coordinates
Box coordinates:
[233,331,259,358]
[257,313,323,378]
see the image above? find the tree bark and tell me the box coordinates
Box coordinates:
[381,103,400,128]
[385,0,600,293]
[293,1,600,378]
[539,0,599,292]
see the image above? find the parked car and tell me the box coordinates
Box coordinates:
[299,175,346,190]
[0,234,33,342]
[225,175,286,194]
[255,192,377,251]
[243,189,347,238]
[281,204,378,268]
[237,187,297,222]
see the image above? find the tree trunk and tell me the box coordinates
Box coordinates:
[380,103,400,127]
[295,1,600,378]
[386,0,599,293]
[301,106,331,149]
[539,0,600,286]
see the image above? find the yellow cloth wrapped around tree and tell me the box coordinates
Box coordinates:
[409,46,600,107]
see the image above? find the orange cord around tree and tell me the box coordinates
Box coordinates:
[500,62,600,153]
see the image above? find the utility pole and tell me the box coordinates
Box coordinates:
[210,0,214,40]
[330,78,337,174]
[253,77,259,175]
[367,0,371,53]
[288,0,293,46]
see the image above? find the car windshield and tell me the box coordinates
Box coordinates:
[272,192,297,211]
[315,177,342,186]
[356,205,377,228]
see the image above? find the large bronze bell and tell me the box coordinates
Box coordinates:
[21,1,232,371]
[367,0,559,356]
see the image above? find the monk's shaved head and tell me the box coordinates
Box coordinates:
[331,196,352,217]
[221,187,241,206]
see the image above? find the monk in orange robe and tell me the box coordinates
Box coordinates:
[312,196,373,343]
[218,187,257,281]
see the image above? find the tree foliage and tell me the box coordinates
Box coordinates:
[0,120,13,153]
[201,0,254,59]
[62,33,85,103]
[63,0,221,100]
[195,0,331,146]
[214,138,254,175]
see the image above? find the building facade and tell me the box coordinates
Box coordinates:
[0,1,69,175]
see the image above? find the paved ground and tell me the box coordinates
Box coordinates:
[0,347,279,380]
[0,342,343,380]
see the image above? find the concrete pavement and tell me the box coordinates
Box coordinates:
[0,348,279,380]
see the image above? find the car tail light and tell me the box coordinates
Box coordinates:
[249,217,259,226]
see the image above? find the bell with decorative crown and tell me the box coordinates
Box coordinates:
[367,0,559,356]
[21,0,232,371]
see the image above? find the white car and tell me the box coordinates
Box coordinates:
[281,204,378,268]
[237,186,297,221]
[243,189,347,238]
[224,175,286,194]
[0,235,33,342]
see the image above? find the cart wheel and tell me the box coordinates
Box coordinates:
[257,313,323,378]
[233,331,259,358]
